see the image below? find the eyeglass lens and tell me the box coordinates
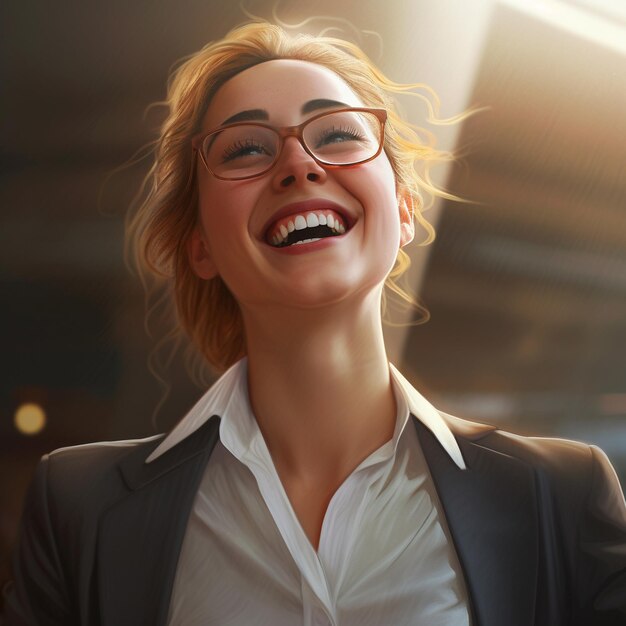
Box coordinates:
[202,110,382,179]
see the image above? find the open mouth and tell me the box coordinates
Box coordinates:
[265,210,352,248]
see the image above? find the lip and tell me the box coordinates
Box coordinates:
[267,232,351,255]
[260,198,356,243]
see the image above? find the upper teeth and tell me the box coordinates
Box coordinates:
[270,211,346,247]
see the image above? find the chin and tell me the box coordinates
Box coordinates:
[289,281,386,314]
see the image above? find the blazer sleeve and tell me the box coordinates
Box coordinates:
[575,444,626,624]
[2,455,74,626]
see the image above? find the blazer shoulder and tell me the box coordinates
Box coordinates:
[464,420,625,513]
[475,428,626,620]
[42,433,166,517]
[47,432,165,470]
[441,409,594,467]
[479,427,596,474]
[484,428,625,506]
[441,411,616,494]
[39,416,223,519]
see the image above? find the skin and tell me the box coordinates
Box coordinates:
[188,59,415,547]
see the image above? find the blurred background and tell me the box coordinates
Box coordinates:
[1,0,625,596]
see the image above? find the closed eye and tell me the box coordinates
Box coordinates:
[222,139,273,162]
[314,125,365,148]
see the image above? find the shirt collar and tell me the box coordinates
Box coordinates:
[145,357,466,470]
[388,363,466,469]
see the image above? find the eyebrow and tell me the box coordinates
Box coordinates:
[219,98,349,126]
[302,98,349,114]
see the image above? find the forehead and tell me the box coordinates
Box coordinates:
[202,59,364,129]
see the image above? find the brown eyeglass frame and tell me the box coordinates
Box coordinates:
[191,107,388,181]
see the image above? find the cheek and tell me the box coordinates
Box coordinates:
[344,158,399,224]
[197,179,229,223]
[195,181,262,291]
[197,181,247,241]
[352,161,403,268]
[197,175,261,221]
[195,186,240,274]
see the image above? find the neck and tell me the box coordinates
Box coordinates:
[242,290,397,486]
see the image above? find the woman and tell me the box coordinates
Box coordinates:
[4,20,626,626]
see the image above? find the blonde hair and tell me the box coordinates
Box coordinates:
[126,20,463,379]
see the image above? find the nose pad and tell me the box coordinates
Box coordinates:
[272,137,327,190]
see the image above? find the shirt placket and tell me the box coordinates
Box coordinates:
[301,577,336,626]
[244,452,337,617]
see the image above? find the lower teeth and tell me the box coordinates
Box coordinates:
[293,238,322,246]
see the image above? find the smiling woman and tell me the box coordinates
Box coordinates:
[127,22,453,376]
[3,19,626,626]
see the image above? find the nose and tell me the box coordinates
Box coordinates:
[271,136,327,190]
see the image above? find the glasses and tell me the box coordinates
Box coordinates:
[191,107,387,181]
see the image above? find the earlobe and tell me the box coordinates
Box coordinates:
[398,191,415,248]
[188,227,219,280]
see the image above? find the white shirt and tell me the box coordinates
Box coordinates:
[147,358,471,626]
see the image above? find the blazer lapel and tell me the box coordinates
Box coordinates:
[97,415,221,626]
[413,414,539,626]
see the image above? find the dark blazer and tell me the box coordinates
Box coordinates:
[3,412,626,626]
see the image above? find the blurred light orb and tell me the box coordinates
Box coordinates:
[14,403,47,435]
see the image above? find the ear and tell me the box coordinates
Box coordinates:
[397,189,415,248]
[187,227,219,280]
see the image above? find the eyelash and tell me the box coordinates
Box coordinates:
[315,125,365,146]
[219,123,366,162]
[222,139,269,161]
